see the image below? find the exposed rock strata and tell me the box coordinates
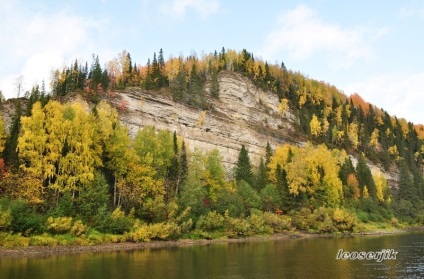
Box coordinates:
[118,71,299,169]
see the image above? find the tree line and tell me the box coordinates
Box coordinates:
[0,48,422,244]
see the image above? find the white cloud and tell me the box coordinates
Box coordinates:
[0,2,111,99]
[261,4,387,68]
[398,3,424,19]
[343,73,424,124]
[160,0,219,19]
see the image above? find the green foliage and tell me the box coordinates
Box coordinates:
[237,180,262,215]
[261,212,292,232]
[291,207,358,233]
[0,199,12,231]
[356,154,377,200]
[235,145,254,186]
[196,211,225,232]
[8,200,45,235]
[260,184,282,212]
[215,188,244,217]
[91,205,135,234]
[77,171,110,224]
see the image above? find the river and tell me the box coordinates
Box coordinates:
[1,232,424,279]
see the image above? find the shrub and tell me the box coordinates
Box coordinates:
[224,216,251,238]
[262,212,292,232]
[0,232,30,248]
[196,211,225,232]
[247,214,273,235]
[9,200,45,235]
[47,216,73,234]
[30,234,58,246]
[332,208,358,233]
[126,221,181,242]
[70,220,87,236]
[0,200,12,231]
[107,207,135,234]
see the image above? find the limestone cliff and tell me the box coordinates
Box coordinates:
[114,70,399,187]
[117,71,299,169]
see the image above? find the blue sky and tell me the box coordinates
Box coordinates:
[1,0,424,124]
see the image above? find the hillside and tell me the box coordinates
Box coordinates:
[0,48,423,245]
[117,70,298,168]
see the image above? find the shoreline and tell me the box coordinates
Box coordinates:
[0,228,418,258]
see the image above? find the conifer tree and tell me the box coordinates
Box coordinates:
[356,154,376,200]
[397,160,416,203]
[254,157,268,191]
[235,145,254,186]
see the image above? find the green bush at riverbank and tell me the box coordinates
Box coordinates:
[0,198,371,248]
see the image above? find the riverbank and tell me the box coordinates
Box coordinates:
[1,227,419,258]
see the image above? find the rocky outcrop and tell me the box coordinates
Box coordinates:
[116,70,399,188]
[117,71,299,169]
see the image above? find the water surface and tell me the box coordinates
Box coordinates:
[1,232,424,279]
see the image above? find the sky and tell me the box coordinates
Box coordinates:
[1,0,423,124]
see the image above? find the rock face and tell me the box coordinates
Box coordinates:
[118,71,299,169]
[117,70,399,188]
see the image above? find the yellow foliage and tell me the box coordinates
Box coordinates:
[310,114,321,137]
[1,172,44,204]
[362,186,370,199]
[369,128,379,148]
[388,145,399,157]
[18,100,102,194]
[277,98,289,115]
[269,143,343,207]
[196,111,207,127]
[71,220,87,236]
[47,216,73,234]
[268,144,293,182]
[348,122,359,149]
[373,169,387,202]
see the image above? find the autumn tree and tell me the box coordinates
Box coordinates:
[17,100,102,199]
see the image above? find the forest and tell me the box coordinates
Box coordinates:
[0,48,423,247]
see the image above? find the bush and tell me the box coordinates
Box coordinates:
[70,220,87,236]
[48,192,75,218]
[0,232,30,248]
[224,216,251,238]
[247,213,273,235]
[262,212,292,232]
[46,216,73,234]
[0,199,12,231]
[30,234,58,246]
[126,221,181,242]
[9,200,45,235]
[196,211,225,232]
[332,208,358,233]
[108,207,135,234]
[291,207,358,233]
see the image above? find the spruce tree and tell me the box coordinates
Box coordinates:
[356,154,376,200]
[254,157,268,191]
[180,140,188,182]
[397,160,416,203]
[235,145,254,186]
[3,104,21,169]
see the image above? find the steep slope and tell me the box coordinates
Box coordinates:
[117,71,299,168]
[115,70,399,189]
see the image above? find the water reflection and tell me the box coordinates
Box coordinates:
[1,232,424,279]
